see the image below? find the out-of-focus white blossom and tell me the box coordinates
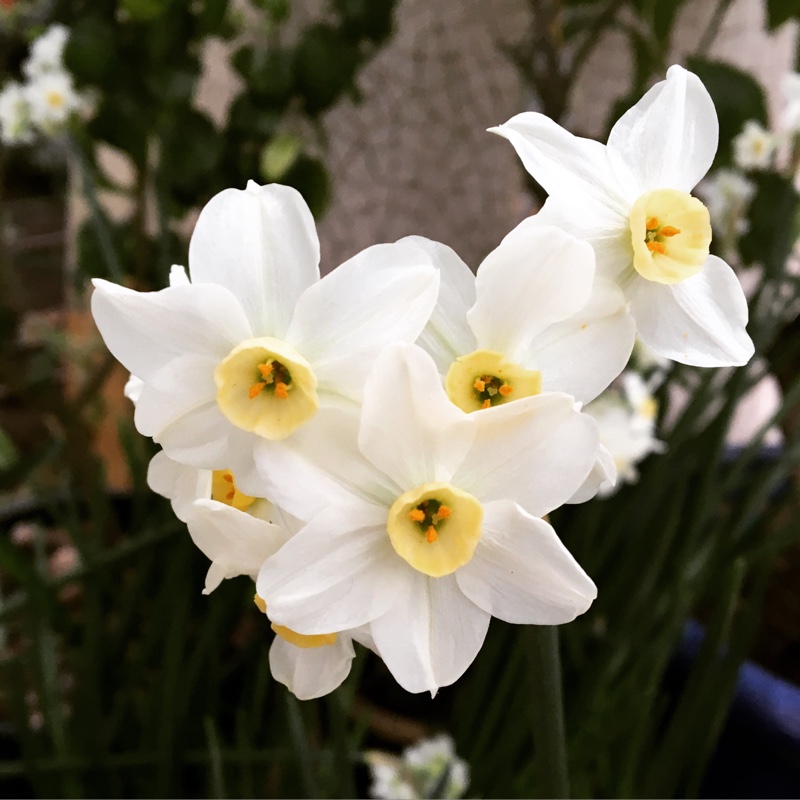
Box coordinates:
[733,121,775,171]
[25,70,80,134]
[22,23,69,78]
[695,168,755,263]
[781,72,800,133]
[366,734,470,800]
[0,81,33,144]
[584,372,665,496]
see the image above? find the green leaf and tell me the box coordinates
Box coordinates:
[63,17,118,84]
[87,96,149,166]
[197,0,230,33]
[283,156,331,218]
[259,133,302,181]
[0,427,18,470]
[687,58,768,166]
[294,24,361,114]
[160,109,222,203]
[739,171,800,276]
[766,0,800,29]
[120,0,170,21]
[332,0,396,43]
[653,0,688,41]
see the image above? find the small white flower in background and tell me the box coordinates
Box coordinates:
[631,336,672,376]
[491,64,754,368]
[91,181,440,496]
[695,168,755,238]
[733,120,775,172]
[22,23,69,78]
[25,69,81,135]
[584,371,665,496]
[259,343,598,695]
[366,734,470,800]
[0,81,33,144]
[781,72,800,133]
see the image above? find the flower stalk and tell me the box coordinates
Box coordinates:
[525,625,570,799]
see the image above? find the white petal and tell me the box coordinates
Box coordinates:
[456,499,596,624]
[257,502,402,634]
[187,499,288,594]
[567,444,617,504]
[358,344,475,490]
[286,238,440,401]
[608,65,718,194]
[533,197,633,281]
[269,635,355,700]
[169,265,190,286]
[490,113,632,217]
[133,355,218,437]
[188,182,320,337]
[124,375,143,403]
[628,255,754,367]
[370,571,490,695]
[155,400,257,472]
[468,223,596,358]
[255,406,400,522]
[452,392,598,517]
[522,278,636,404]
[146,450,211,522]
[91,280,251,383]
[411,237,478,374]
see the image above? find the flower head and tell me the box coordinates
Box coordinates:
[0,81,33,144]
[413,225,635,408]
[258,344,598,694]
[732,120,775,172]
[23,24,69,79]
[25,70,81,134]
[91,181,440,494]
[491,65,754,368]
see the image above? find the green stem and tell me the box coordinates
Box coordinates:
[525,625,569,799]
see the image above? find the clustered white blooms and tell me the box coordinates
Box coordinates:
[584,371,666,497]
[366,733,469,800]
[732,120,775,172]
[92,65,754,700]
[0,23,82,144]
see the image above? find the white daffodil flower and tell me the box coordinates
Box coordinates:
[257,343,598,695]
[187,498,368,700]
[584,371,665,495]
[91,181,440,495]
[414,225,635,410]
[0,81,34,145]
[732,120,775,172]
[25,70,81,135]
[22,24,69,79]
[491,65,754,368]
[782,72,800,133]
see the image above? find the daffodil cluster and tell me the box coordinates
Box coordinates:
[91,65,753,699]
[0,24,82,145]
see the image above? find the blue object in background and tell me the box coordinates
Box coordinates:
[676,620,800,798]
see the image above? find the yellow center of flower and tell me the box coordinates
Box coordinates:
[445,349,542,413]
[214,337,319,440]
[386,482,483,577]
[628,189,712,285]
[253,594,337,649]
[46,90,65,109]
[210,470,255,512]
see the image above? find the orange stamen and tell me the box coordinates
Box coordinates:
[646,216,659,230]
[275,382,289,399]
[426,526,438,543]
[473,378,486,392]
[433,505,451,524]
[647,241,666,255]
[226,489,235,501]
[481,398,491,409]
[659,225,681,237]
[409,508,425,522]
[223,473,233,483]
[498,384,513,397]
[249,382,266,399]
[258,362,274,379]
